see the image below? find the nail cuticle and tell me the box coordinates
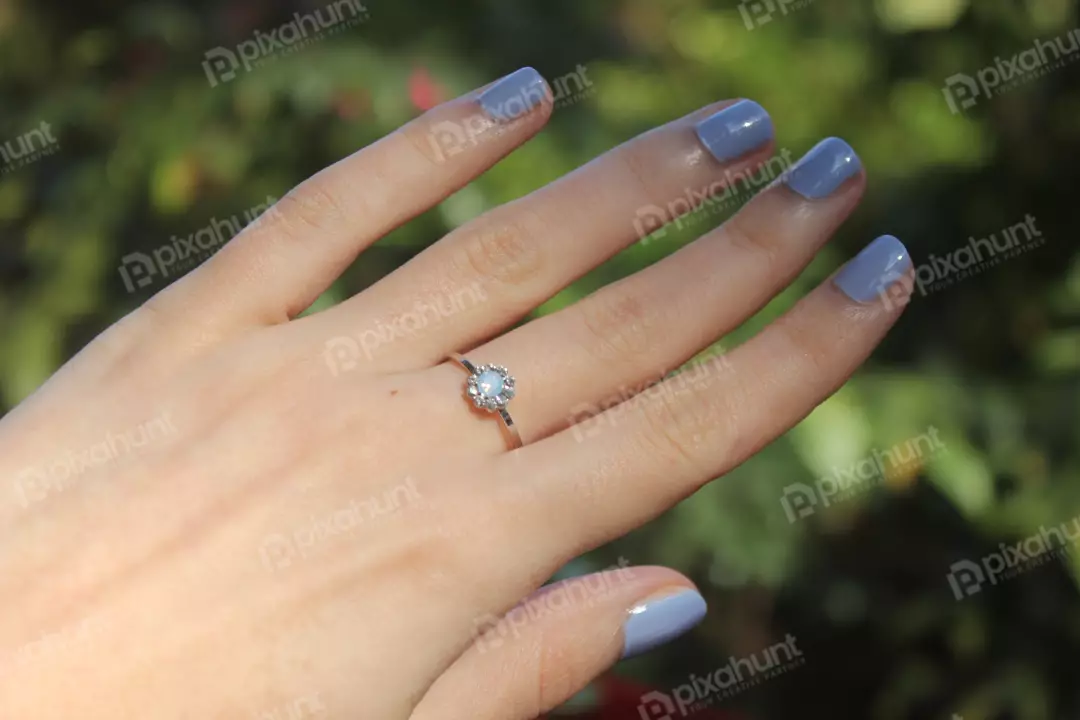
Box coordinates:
[694,100,774,163]
[784,137,862,200]
[478,67,550,122]
[834,234,913,304]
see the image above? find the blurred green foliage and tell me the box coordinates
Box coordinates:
[2,0,1080,717]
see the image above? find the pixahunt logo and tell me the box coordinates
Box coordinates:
[118,196,277,293]
[637,635,805,719]
[323,282,488,375]
[250,692,325,719]
[947,514,1080,600]
[259,478,422,571]
[471,558,636,654]
[549,64,596,109]
[781,427,945,523]
[633,150,795,245]
[14,413,177,509]
[202,0,370,87]
[738,0,814,31]
[0,121,59,174]
[567,347,732,443]
[943,28,1080,113]
[0,614,111,675]
[877,214,1044,309]
[427,65,594,164]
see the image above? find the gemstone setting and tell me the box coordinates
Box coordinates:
[465,364,516,412]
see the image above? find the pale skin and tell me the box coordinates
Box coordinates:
[0,75,910,718]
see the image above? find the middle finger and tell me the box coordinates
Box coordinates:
[311,98,777,370]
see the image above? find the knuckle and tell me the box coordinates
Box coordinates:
[458,217,545,287]
[722,214,778,272]
[620,146,659,202]
[635,386,719,470]
[275,181,350,240]
[773,310,832,382]
[400,116,451,168]
[574,288,661,363]
[532,628,580,712]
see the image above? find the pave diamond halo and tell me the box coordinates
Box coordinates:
[448,353,522,449]
[465,364,516,412]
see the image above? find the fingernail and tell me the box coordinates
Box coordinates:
[479,67,550,122]
[784,137,862,199]
[834,235,913,303]
[694,100,773,162]
[621,589,707,660]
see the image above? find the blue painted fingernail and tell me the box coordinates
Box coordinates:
[834,235,913,303]
[621,589,707,660]
[694,100,773,162]
[784,137,862,199]
[479,67,550,122]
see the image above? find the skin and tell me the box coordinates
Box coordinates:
[0,79,910,719]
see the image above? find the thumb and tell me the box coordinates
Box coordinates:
[411,565,707,720]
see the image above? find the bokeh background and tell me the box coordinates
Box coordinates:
[2,0,1080,717]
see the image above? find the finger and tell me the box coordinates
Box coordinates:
[460,137,864,448]
[501,236,913,556]
[307,99,778,370]
[158,67,553,327]
[411,568,705,720]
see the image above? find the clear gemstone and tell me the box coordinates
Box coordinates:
[476,370,504,398]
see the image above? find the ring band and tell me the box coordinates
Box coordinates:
[448,353,522,449]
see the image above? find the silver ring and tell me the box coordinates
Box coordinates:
[448,353,522,449]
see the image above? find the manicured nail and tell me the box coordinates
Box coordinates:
[834,235,912,303]
[479,67,550,122]
[784,137,862,199]
[694,100,773,162]
[621,589,707,660]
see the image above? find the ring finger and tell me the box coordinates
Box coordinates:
[501,248,913,567]
[450,135,867,450]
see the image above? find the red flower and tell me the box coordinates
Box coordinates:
[408,66,447,111]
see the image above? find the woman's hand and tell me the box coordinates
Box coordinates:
[0,67,911,719]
